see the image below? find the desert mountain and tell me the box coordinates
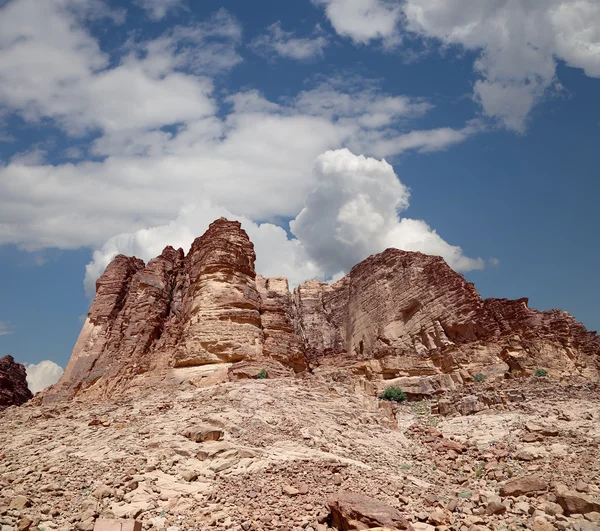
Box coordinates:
[43,217,599,404]
[2,218,600,531]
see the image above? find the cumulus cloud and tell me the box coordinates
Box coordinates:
[85,149,482,296]
[26,360,64,394]
[250,22,329,61]
[290,149,483,274]
[134,0,186,20]
[315,0,600,131]
[0,86,474,252]
[0,0,481,282]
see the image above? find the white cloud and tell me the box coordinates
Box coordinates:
[290,149,483,275]
[26,360,64,394]
[0,322,14,336]
[0,81,474,252]
[313,0,403,45]
[0,0,481,284]
[85,149,482,297]
[293,79,433,125]
[250,22,329,60]
[0,3,240,136]
[134,0,186,20]
[315,0,600,131]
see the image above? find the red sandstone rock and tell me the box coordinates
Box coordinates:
[43,219,600,403]
[295,248,600,390]
[0,355,32,409]
[44,218,306,402]
[328,491,412,530]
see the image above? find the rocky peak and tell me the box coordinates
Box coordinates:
[0,355,32,409]
[42,218,599,403]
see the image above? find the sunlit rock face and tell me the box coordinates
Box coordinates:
[44,218,599,403]
[294,249,599,390]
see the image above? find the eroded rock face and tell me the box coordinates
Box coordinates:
[44,219,599,402]
[0,355,33,409]
[45,219,307,402]
[295,249,600,393]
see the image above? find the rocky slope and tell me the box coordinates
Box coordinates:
[0,355,32,410]
[43,218,599,403]
[2,375,599,531]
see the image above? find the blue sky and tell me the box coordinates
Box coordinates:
[0,0,599,390]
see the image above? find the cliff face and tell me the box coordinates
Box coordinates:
[46,219,308,402]
[44,218,600,402]
[0,355,33,409]
[294,249,599,395]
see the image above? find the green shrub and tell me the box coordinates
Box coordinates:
[473,373,486,383]
[379,386,407,403]
[535,368,548,378]
[256,368,268,379]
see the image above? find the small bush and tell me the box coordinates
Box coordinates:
[256,368,268,379]
[535,368,548,378]
[379,386,407,403]
[473,373,486,383]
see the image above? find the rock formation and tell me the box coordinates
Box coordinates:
[294,249,600,395]
[0,355,32,409]
[44,218,599,402]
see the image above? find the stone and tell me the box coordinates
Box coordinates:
[93,485,114,499]
[9,497,30,510]
[0,356,33,409]
[282,485,300,497]
[533,516,556,531]
[555,484,600,515]
[486,496,507,515]
[413,524,435,531]
[180,425,223,443]
[328,491,412,530]
[576,481,590,493]
[181,471,198,483]
[429,508,453,525]
[540,502,564,516]
[93,519,142,531]
[17,517,33,531]
[499,475,548,497]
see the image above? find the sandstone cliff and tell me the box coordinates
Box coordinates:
[294,249,599,396]
[0,355,32,409]
[46,219,307,402]
[44,218,599,402]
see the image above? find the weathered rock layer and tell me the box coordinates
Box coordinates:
[295,249,600,395]
[0,355,32,409]
[44,218,599,402]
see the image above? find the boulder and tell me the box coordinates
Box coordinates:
[328,491,412,530]
[555,484,600,515]
[499,475,548,497]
